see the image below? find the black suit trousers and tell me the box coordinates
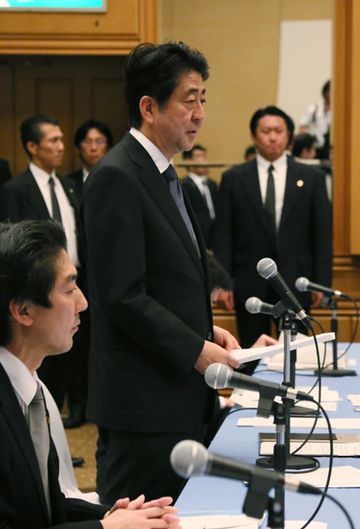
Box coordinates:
[96,425,206,505]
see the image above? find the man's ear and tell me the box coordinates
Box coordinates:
[139,95,157,125]
[26,141,38,158]
[8,300,34,327]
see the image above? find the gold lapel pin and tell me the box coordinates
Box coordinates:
[296,179,304,188]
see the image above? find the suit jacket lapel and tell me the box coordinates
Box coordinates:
[0,365,51,522]
[24,170,51,219]
[124,135,206,278]
[245,161,271,235]
[279,158,301,230]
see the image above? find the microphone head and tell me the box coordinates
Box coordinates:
[257,258,277,279]
[295,277,309,292]
[204,363,231,389]
[170,440,208,478]
[245,296,262,314]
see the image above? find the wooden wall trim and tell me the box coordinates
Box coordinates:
[0,0,157,55]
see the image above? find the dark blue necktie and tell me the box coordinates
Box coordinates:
[163,164,199,254]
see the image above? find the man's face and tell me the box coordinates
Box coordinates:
[79,127,109,170]
[252,115,290,162]
[148,70,206,160]
[29,249,88,357]
[189,148,208,177]
[28,123,65,174]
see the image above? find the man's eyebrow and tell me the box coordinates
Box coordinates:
[65,273,78,283]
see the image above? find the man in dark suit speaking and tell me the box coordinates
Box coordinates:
[0,220,179,529]
[82,42,270,504]
[213,106,332,372]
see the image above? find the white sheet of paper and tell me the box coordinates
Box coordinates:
[260,434,360,457]
[230,333,335,364]
[179,514,260,529]
[230,389,337,412]
[285,523,327,529]
[299,466,360,488]
[237,417,360,429]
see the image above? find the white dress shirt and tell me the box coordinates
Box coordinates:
[0,346,100,503]
[187,172,216,219]
[30,163,79,266]
[256,153,287,231]
[130,127,171,173]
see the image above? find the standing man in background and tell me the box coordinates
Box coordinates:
[82,41,246,505]
[67,119,113,200]
[214,106,332,373]
[181,144,218,249]
[62,118,113,429]
[0,115,82,410]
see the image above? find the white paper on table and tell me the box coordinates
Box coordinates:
[348,394,360,410]
[290,386,341,402]
[299,466,360,488]
[230,333,334,365]
[237,417,360,429]
[230,389,337,412]
[260,434,360,457]
[179,514,261,529]
[285,522,327,529]
[266,331,343,371]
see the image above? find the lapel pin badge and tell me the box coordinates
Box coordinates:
[296,179,304,188]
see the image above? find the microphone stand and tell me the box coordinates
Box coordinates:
[316,297,356,377]
[257,311,317,471]
[279,317,317,417]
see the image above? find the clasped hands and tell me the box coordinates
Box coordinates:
[102,494,180,529]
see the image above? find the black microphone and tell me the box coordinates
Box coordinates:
[257,258,310,326]
[295,276,349,300]
[170,440,320,496]
[245,296,274,315]
[204,363,314,402]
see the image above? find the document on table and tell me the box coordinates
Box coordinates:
[237,417,360,429]
[180,516,326,529]
[348,394,360,411]
[179,514,261,529]
[230,389,337,412]
[266,331,345,371]
[259,434,360,457]
[299,466,360,488]
[230,333,334,364]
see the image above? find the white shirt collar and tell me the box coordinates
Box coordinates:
[256,152,287,172]
[82,167,89,182]
[130,127,172,174]
[0,346,39,406]
[188,172,207,185]
[29,162,56,185]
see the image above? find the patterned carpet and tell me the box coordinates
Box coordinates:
[65,422,97,492]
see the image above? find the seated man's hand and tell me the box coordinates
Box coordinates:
[102,504,180,529]
[212,289,234,311]
[108,495,174,512]
[251,334,277,348]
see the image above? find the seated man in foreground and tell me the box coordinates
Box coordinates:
[0,219,179,529]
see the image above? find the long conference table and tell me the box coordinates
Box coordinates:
[176,343,360,528]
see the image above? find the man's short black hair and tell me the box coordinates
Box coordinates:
[182,143,207,160]
[292,133,317,158]
[124,41,209,128]
[249,106,295,145]
[20,114,60,157]
[74,119,114,149]
[0,220,67,346]
[322,80,330,97]
[244,145,256,160]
